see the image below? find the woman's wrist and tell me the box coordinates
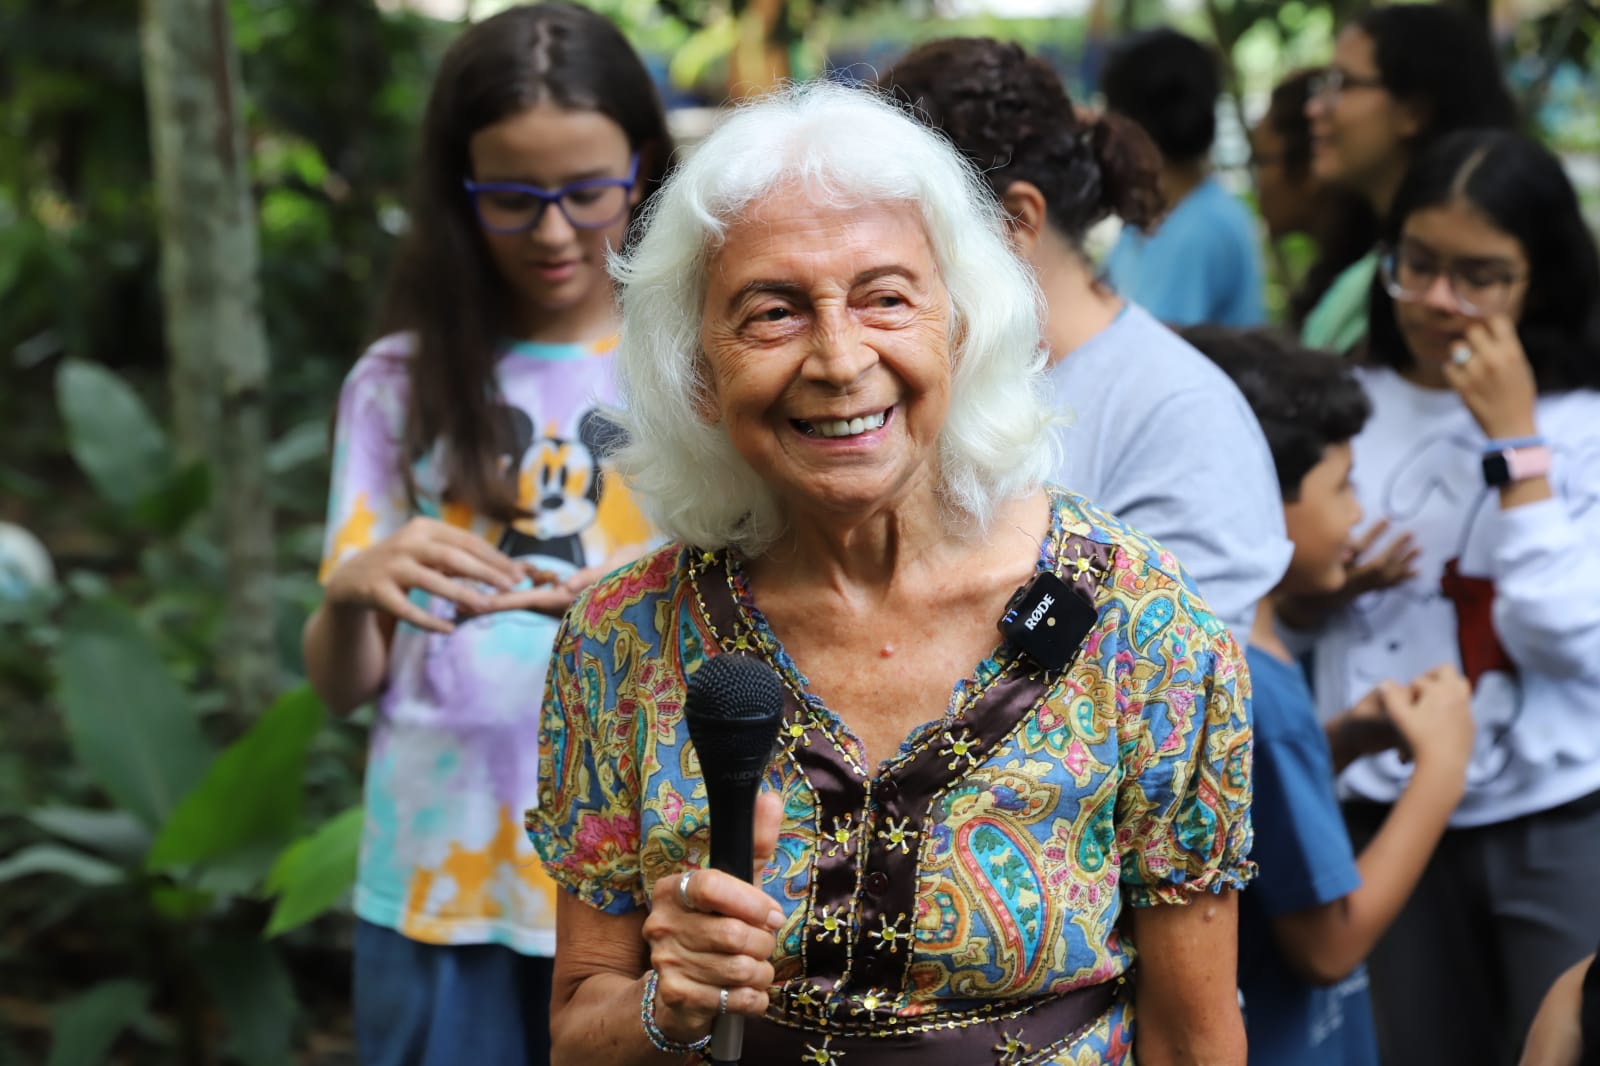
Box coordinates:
[640,969,713,1056]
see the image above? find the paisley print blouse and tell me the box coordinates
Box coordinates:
[526,489,1255,1064]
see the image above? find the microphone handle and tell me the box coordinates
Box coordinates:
[704,790,759,1066]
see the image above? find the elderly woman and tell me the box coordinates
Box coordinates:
[524,84,1252,1065]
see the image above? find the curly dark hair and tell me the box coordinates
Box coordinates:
[878,37,1162,247]
[1181,326,1371,502]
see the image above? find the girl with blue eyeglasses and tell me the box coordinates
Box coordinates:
[301,5,670,1063]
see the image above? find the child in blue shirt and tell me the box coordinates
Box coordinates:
[1184,326,1475,1066]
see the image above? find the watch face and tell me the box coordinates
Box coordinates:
[1482,452,1511,487]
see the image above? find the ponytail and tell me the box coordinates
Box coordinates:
[1087,112,1162,234]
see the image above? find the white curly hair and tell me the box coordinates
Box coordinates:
[609,81,1056,555]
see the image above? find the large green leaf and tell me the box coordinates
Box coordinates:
[192,937,299,1066]
[263,805,362,938]
[54,360,173,510]
[146,685,324,874]
[47,979,151,1066]
[0,843,124,887]
[28,806,152,863]
[54,600,212,830]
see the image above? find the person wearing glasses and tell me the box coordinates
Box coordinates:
[301,5,670,1063]
[1290,129,1600,1064]
[1300,5,1516,356]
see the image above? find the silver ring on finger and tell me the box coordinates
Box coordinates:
[1451,343,1473,366]
[677,869,698,912]
[719,987,729,1016]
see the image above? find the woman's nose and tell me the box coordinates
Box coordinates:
[805,313,875,387]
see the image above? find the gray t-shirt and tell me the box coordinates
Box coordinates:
[1048,303,1291,641]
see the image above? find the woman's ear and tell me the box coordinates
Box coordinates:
[999,181,1048,259]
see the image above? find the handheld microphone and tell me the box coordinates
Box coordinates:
[683,653,786,1066]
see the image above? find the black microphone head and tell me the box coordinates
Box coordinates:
[684,654,786,790]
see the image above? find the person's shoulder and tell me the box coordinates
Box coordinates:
[1243,646,1322,745]
[563,543,689,644]
[1050,488,1231,643]
[1101,307,1265,415]
[342,332,416,395]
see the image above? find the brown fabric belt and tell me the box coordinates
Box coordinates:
[730,977,1124,1065]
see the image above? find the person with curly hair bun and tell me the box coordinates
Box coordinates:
[881,37,1289,645]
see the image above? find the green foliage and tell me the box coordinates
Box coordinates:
[146,686,324,874]
[264,804,363,938]
[54,600,213,830]
[47,980,153,1066]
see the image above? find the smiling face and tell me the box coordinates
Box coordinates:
[697,194,954,523]
[468,103,639,341]
[1307,28,1419,202]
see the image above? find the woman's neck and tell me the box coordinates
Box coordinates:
[1364,155,1409,219]
[753,481,1045,605]
[514,290,620,346]
[1034,230,1124,364]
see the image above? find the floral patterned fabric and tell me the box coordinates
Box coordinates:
[526,489,1254,1063]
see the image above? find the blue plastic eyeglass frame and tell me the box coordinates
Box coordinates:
[463,154,640,233]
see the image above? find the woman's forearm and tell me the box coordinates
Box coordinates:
[302,600,390,715]
[551,971,687,1066]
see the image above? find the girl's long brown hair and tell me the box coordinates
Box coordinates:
[376,2,672,521]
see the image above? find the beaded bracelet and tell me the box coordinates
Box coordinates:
[640,969,713,1056]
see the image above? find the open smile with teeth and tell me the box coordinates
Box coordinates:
[794,408,891,439]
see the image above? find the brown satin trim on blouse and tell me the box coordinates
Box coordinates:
[687,531,1113,1018]
[734,978,1123,1065]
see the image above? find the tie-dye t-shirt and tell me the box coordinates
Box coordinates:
[320,332,653,954]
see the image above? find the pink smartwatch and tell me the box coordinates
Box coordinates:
[1482,444,1551,487]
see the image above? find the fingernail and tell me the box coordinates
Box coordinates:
[767,909,783,930]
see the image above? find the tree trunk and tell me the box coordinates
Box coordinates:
[140,0,278,716]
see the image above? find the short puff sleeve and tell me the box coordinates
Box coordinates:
[1114,580,1255,907]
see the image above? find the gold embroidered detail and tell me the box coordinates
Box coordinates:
[945,727,981,771]
[877,816,914,854]
[1066,547,1101,582]
[793,981,826,1013]
[849,988,891,1016]
[995,1029,1033,1065]
[812,904,851,944]
[869,912,912,953]
[801,1036,845,1065]
[825,814,856,857]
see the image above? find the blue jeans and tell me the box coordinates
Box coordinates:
[353,920,553,1066]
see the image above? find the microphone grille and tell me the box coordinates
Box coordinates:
[685,653,786,724]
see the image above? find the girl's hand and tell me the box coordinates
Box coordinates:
[478,545,655,619]
[639,792,784,1043]
[1444,316,1538,440]
[1344,518,1421,597]
[323,517,522,633]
